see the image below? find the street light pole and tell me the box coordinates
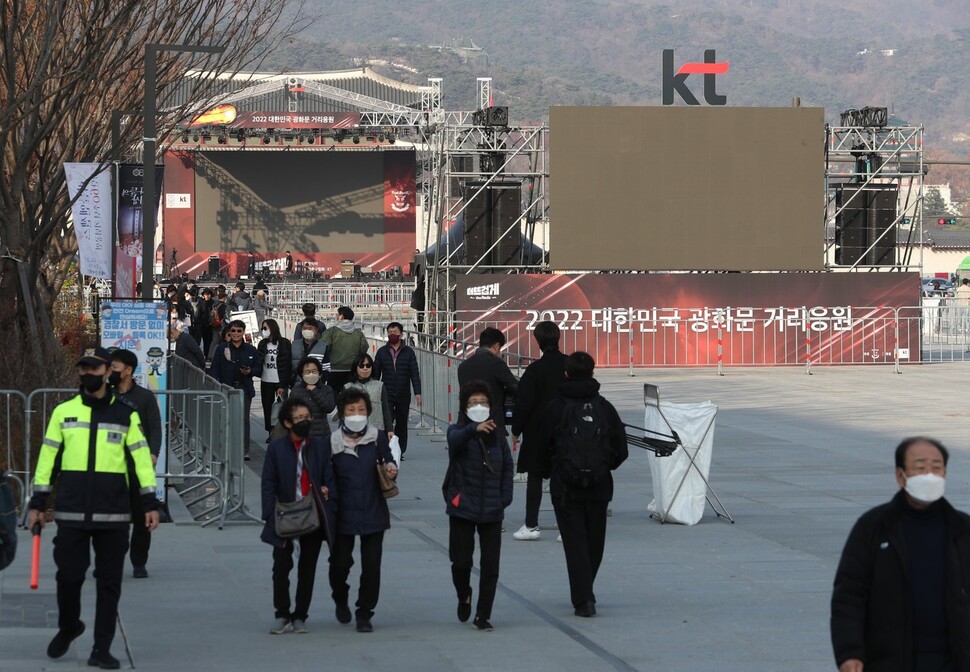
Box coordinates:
[141,43,225,300]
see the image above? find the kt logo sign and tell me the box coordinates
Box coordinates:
[662,49,729,105]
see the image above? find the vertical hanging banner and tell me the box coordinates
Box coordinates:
[99,300,169,501]
[115,164,164,297]
[64,163,113,279]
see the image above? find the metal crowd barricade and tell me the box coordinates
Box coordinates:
[894,304,970,366]
[167,354,258,527]
[269,282,414,313]
[0,390,29,513]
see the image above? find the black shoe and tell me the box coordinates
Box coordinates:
[335,603,352,624]
[356,617,373,633]
[574,601,596,617]
[47,621,85,659]
[133,565,148,579]
[473,616,493,631]
[244,453,252,461]
[457,589,472,623]
[87,649,120,669]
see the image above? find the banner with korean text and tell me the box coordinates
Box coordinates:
[454,273,920,366]
[115,164,164,298]
[64,163,113,279]
[100,300,169,500]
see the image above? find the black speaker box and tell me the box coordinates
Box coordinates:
[463,181,522,268]
[835,185,897,266]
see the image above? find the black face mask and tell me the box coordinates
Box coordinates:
[292,420,312,439]
[80,373,105,393]
[108,372,123,387]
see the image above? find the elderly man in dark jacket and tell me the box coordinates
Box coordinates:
[170,322,206,370]
[445,380,514,631]
[210,320,263,460]
[373,322,422,456]
[831,437,970,672]
[456,327,518,439]
[510,321,566,541]
[541,351,628,618]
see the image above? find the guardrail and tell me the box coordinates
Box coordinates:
[0,390,28,513]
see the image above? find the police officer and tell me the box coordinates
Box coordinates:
[28,347,159,670]
[109,348,163,579]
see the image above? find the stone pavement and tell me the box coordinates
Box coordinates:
[2,363,969,671]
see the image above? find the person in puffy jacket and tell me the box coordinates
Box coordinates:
[328,388,397,634]
[289,358,335,440]
[444,380,514,632]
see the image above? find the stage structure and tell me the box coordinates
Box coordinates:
[156,70,549,325]
[824,119,924,271]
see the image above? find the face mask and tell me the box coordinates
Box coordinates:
[261,328,270,339]
[302,372,320,385]
[80,373,104,393]
[302,329,316,341]
[387,334,401,345]
[342,415,368,433]
[108,371,123,387]
[905,473,945,504]
[291,420,312,439]
[467,404,490,423]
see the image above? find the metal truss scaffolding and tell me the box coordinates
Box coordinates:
[824,124,924,271]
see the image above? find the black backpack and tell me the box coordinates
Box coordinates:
[553,397,613,489]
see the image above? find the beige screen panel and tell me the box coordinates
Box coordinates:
[550,107,824,271]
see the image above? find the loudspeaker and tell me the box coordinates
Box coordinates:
[464,181,522,269]
[484,106,508,127]
[835,185,897,266]
[450,155,473,196]
[208,255,221,277]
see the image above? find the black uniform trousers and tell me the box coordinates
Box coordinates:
[128,486,150,568]
[449,517,502,620]
[329,531,384,619]
[552,496,609,608]
[388,396,411,453]
[53,526,129,652]
[524,472,544,529]
[272,527,327,622]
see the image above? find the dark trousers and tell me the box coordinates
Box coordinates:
[53,526,129,652]
[329,531,384,619]
[449,517,502,620]
[129,519,150,568]
[327,371,351,399]
[242,394,253,456]
[552,496,609,608]
[524,472,544,529]
[388,396,411,452]
[260,382,286,432]
[916,653,953,672]
[201,327,214,362]
[272,528,327,621]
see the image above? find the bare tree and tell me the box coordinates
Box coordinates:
[0,0,310,379]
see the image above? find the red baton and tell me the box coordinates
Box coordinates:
[30,523,42,590]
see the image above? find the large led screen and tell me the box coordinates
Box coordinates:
[550,107,824,271]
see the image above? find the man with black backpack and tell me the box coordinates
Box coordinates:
[541,351,628,618]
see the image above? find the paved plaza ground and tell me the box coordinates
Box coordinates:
[3,363,969,671]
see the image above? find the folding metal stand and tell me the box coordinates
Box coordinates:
[644,384,734,524]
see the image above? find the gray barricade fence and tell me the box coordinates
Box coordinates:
[167,354,259,527]
[895,304,970,365]
[0,390,29,513]
[20,358,255,530]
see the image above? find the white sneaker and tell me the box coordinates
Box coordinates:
[512,525,541,541]
[291,619,309,634]
[556,533,562,542]
[269,618,292,634]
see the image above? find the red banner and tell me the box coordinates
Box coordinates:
[454,273,920,367]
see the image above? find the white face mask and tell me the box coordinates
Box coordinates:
[466,404,490,423]
[302,329,316,341]
[905,473,945,504]
[302,372,320,385]
[343,415,368,433]
[261,328,270,339]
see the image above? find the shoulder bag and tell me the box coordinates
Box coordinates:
[274,447,321,538]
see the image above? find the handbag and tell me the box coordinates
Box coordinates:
[274,446,321,538]
[376,458,399,499]
[274,496,320,538]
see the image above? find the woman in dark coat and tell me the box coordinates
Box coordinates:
[328,388,397,633]
[444,380,514,631]
[289,358,335,439]
[257,318,293,434]
[261,396,337,635]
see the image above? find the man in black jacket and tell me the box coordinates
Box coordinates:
[541,351,627,618]
[832,437,970,672]
[456,327,517,439]
[373,322,421,456]
[109,349,163,579]
[510,321,566,541]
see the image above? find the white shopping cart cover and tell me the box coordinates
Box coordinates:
[645,400,717,526]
